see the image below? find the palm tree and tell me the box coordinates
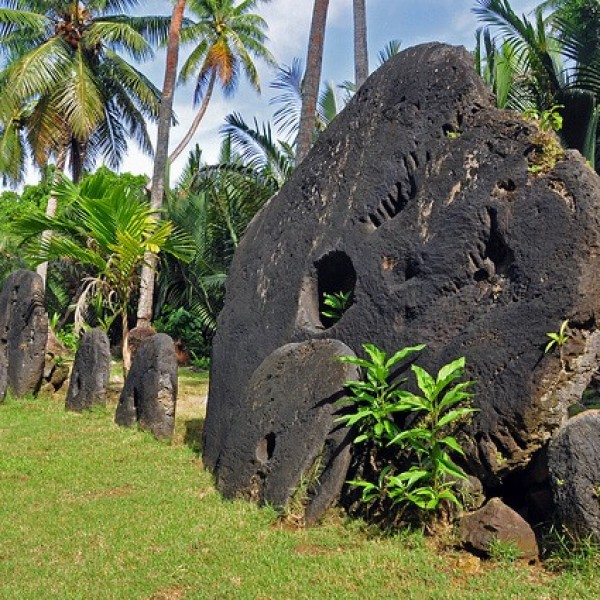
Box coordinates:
[474,0,600,168]
[14,170,193,375]
[296,0,330,164]
[136,0,187,329]
[353,0,368,88]
[0,1,170,185]
[168,0,275,165]
[271,59,343,146]
[158,117,288,338]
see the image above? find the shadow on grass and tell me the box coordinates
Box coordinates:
[184,418,205,455]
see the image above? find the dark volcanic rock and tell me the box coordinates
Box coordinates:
[458,497,539,561]
[0,270,48,399]
[204,42,600,494]
[548,411,600,540]
[213,339,359,523]
[115,333,177,440]
[65,329,110,411]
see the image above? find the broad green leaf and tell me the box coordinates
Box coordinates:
[437,407,478,429]
[437,382,475,413]
[412,365,436,399]
[439,435,465,455]
[435,356,465,385]
[363,343,386,368]
[385,344,426,369]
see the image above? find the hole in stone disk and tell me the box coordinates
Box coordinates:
[315,251,357,329]
[256,432,276,463]
[497,179,516,192]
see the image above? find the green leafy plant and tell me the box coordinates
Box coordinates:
[190,352,211,372]
[524,105,564,133]
[525,105,565,175]
[339,344,477,519]
[55,324,79,354]
[321,291,352,323]
[384,356,477,512]
[337,343,425,446]
[545,319,571,354]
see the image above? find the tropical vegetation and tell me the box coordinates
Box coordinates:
[13,169,193,373]
[474,0,600,169]
[168,0,275,165]
[0,0,170,185]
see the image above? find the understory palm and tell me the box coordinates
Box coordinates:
[158,122,284,337]
[0,0,169,184]
[14,170,193,374]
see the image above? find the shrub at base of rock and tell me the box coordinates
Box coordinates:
[115,333,178,440]
[212,339,360,524]
[548,410,600,541]
[0,269,48,400]
[457,497,539,561]
[65,329,111,412]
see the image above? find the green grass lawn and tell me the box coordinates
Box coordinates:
[1,389,599,599]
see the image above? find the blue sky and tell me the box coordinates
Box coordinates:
[18,0,539,186]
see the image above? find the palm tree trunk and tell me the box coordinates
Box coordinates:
[122,305,131,378]
[353,0,369,88]
[36,143,68,285]
[296,0,330,164]
[136,0,187,328]
[168,71,217,165]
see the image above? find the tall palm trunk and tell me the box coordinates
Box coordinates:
[353,0,368,88]
[36,143,68,285]
[168,71,217,164]
[136,0,187,328]
[296,0,330,164]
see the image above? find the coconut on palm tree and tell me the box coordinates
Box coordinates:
[0,0,171,185]
[168,0,275,164]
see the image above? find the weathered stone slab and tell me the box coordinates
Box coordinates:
[204,42,600,491]
[0,269,47,399]
[65,328,110,411]
[214,339,359,523]
[548,410,600,540]
[115,333,177,440]
[458,497,539,561]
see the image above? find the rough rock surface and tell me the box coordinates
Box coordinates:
[127,325,156,360]
[213,339,359,523]
[0,270,48,399]
[115,333,177,440]
[65,329,110,411]
[548,410,600,539]
[204,43,600,491]
[458,497,539,560]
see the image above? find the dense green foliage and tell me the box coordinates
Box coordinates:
[14,169,193,369]
[475,0,600,169]
[339,344,476,520]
